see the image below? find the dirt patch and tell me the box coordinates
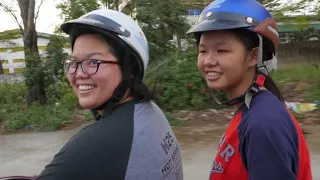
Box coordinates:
[171,105,320,152]
[303,125,320,151]
[172,109,234,125]
[279,81,310,102]
[173,110,320,152]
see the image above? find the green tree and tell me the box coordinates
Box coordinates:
[56,0,100,22]
[43,35,71,104]
[133,0,190,62]
[0,0,47,105]
[257,0,314,19]
[257,0,283,16]
[100,0,122,10]
[56,0,190,62]
[0,29,20,47]
[44,35,69,85]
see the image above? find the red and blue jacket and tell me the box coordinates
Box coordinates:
[210,90,312,180]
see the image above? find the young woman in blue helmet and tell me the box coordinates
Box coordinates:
[34,9,183,180]
[187,0,312,179]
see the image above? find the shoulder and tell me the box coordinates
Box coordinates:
[242,91,294,129]
[237,91,302,179]
[133,100,168,125]
[131,101,173,139]
[238,90,299,146]
[125,101,183,180]
[133,100,163,115]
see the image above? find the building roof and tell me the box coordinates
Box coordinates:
[277,21,320,32]
[0,29,53,40]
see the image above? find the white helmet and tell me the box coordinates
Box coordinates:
[61,9,149,78]
[61,9,151,113]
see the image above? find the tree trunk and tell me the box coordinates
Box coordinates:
[176,34,182,52]
[0,59,3,75]
[115,0,119,11]
[17,0,46,105]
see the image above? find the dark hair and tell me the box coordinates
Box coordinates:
[103,35,153,102]
[228,28,285,102]
[230,29,311,135]
[122,50,153,101]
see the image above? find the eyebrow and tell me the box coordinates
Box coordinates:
[71,52,104,59]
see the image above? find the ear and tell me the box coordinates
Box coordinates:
[247,47,259,68]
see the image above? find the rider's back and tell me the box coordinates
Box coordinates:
[35,100,183,180]
[210,90,312,180]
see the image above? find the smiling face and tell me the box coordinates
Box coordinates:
[197,30,258,98]
[67,34,122,109]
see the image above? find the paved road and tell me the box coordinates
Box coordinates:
[0,124,319,179]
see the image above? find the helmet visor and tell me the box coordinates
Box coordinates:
[187,11,259,34]
[61,14,131,37]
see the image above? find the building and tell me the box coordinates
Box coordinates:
[0,29,70,74]
[277,21,320,43]
[183,1,210,25]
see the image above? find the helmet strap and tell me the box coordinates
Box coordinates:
[211,34,269,108]
[93,44,134,120]
[224,69,267,107]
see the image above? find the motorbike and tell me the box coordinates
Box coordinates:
[0,176,36,180]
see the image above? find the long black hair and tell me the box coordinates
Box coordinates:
[230,29,309,135]
[229,28,285,102]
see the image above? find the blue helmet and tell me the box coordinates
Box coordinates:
[188,0,280,108]
[187,0,279,54]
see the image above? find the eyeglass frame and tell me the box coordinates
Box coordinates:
[63,59,119,75]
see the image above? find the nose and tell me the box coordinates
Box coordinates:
[75,64,89,79]
[203,52,218,67]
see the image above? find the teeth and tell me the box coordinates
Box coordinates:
[207,72,221,76]
[79,85,95,91]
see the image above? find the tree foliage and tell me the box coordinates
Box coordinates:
[257,0,282,16]
[257,0,315,19]
[56,0,100,22]
[100,0,124,10]
[44,35,69,86]
[132,0,190,62]
[56,0,190,63]
[0,29,20,47]
[0,0,47,105]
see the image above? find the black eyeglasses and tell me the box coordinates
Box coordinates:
[63,59,119,75]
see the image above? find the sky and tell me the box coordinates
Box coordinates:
[0,0,63,34]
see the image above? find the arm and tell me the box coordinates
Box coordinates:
[240,113,299,180]
[35,119,134,180]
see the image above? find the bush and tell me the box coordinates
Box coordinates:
[308,81,320,106]
[0,103,21,124]
[271,65,320,82]
[46,77,79,108]
[144,49,227,110]
[271,65,320,105]
[6,103,73,131]
[0,83,26,104]
[0,81,76,132]
[0,82,26,125]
